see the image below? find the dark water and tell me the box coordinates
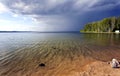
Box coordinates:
[0,33,120,76]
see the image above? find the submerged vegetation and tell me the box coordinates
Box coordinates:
[81,17,120,33]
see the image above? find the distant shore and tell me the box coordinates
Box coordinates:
[80,31,120,34]
[81,17,120,34]
[0,31,80,33]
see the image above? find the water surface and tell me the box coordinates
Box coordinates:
[0,33,120,76]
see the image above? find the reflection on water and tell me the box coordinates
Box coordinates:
[0,33,120,76]
[83,33,120,46]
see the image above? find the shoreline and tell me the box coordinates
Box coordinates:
[80,31,120,34]
[78,60,120,76]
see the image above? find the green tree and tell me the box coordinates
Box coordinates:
[81,16,120,33]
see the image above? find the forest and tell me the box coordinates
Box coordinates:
[81,17,120,33]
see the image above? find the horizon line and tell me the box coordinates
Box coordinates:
[0,31,80,33]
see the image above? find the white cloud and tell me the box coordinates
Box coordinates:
[0,2,9,13]
[12,14,19,17]
[0,18,38,31]
[0,19,12,23]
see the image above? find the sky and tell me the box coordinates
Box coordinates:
[0,0,120,31]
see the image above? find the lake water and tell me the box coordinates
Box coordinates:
[0,33,120,76]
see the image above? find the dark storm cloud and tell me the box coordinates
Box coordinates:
[1,0,120,31]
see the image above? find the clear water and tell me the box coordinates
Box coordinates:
[0,33,119,51]
[0,32,120,76]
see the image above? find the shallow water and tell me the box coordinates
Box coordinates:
[0,33,120,76]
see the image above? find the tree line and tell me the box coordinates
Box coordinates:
[81,17,120,33]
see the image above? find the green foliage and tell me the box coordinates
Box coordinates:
[81,17,120,33]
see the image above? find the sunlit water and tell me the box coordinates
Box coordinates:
[0,33,120,76]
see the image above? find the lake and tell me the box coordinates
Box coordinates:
[0,32,120,76]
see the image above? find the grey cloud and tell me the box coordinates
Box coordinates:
[2,0,120,15]
[1,0,75,15]
[32,15,71,25]
[89,0,120,11]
